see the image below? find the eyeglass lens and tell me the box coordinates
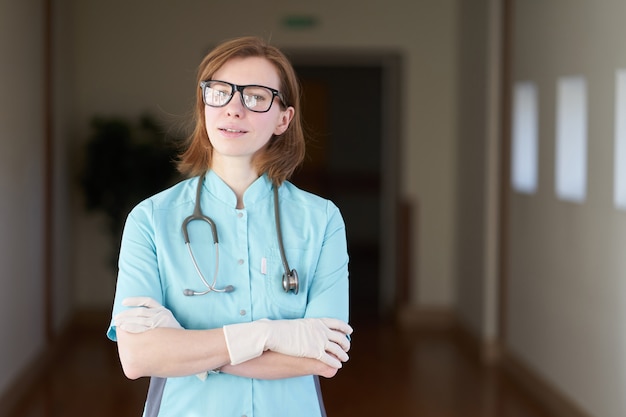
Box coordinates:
[203,81,276,112]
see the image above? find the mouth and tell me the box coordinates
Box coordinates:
[220,127,247,134]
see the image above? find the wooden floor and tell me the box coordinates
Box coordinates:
[5,316,554,417]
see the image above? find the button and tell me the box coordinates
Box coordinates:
[237,259,244,265]
[240,309,247,316]
[237,212,243,218]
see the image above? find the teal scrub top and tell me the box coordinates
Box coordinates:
[107,170,350,417]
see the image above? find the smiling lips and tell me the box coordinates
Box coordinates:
[219,127,248,137]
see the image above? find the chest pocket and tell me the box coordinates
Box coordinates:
[262,246,311,318]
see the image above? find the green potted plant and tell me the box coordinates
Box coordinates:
[81,114,181,268]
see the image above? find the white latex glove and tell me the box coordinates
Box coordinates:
[114,297,209,381]
[223,318,353,368]
[114,297,183,333]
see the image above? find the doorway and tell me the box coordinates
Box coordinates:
[290,53,402,324]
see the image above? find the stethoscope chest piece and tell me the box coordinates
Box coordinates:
[282,269,299,294]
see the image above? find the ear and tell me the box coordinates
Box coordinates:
[274,106,295,135]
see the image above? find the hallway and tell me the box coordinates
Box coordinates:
[5,316,554,417]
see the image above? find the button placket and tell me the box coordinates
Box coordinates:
[236,210,247,269]
[235,209,251,319]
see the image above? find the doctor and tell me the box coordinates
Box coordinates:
[107,36,352,417]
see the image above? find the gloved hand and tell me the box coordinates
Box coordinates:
[114,297,183,333]
[114,297,210,381]
[223,318,353,368]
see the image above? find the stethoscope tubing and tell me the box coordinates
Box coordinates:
[182,172,298,296]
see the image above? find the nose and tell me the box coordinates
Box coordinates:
[225,90,245,117]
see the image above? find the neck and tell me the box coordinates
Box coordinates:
[211,158,259,208]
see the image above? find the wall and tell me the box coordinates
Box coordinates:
[52,0,74,334]
[454,0,492,339]
[0,0,74,401]
[0,0,46,397]
[454,0,503,345]
[508,1,626,416]
[68,0,459,310]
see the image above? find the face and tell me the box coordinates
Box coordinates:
[204,56,294,168]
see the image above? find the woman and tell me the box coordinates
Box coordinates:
[107,36,352,417]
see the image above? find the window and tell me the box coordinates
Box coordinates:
[511,81,539,194]
[614,70,626,210]
[555,76,587,203]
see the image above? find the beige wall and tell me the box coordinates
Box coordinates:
[508,1,626,416]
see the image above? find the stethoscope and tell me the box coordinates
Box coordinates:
[182,172,299,296]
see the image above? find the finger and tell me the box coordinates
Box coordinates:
[115,307,154,320]
[320,318,353,336]
[114,311,153,327]
[318,352,343,369]
[122,296,161,308]
[326,329,351,352]
[325,341,349,363]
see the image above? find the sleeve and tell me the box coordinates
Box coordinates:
[106,200,164,341]
[303,201,350,323]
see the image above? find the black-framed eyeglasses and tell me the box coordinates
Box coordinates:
[200,80,286,113]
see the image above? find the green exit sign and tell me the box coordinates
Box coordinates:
[282,15,319,29]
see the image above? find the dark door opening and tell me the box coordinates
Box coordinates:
[291,65,383,324]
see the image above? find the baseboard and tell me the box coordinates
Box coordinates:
[452,317,502,364]
[453,318,592,417]
[397,308,593,417]
[0,309,111,417]
[501,350,592,417]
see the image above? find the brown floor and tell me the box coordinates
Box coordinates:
[5,317,554,417]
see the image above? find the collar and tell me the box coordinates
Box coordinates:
[203,170,273,208]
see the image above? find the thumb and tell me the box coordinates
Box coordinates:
[122,296,161,308]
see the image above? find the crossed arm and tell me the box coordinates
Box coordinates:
[114,298,351,381]
[117,328,340,380]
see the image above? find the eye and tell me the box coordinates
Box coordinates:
[242,86,273,110]
[205,82,233,106]
[243,95,259,109]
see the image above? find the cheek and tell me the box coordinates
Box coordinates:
[204,107,211,127]
[203,109,217,148]
[204,108,215,136]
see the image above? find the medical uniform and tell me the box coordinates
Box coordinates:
[107,170,350,417]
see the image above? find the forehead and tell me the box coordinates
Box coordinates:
[213,57,281,89]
